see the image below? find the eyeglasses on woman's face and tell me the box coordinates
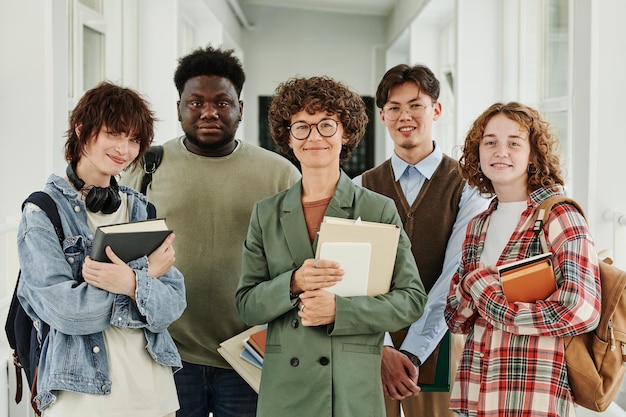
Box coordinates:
[288,119,341,140]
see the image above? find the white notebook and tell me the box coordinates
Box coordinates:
[318,241,372,297]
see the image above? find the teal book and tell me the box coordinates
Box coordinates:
[418,330,452,392]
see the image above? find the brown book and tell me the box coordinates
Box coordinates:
[498,253,556,302]
[247,327,267,357]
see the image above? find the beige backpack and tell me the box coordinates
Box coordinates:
[533,196,626,411]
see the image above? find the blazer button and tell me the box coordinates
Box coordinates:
[291,319,299,328]
[319,357,329,366]
[290,357,300,367]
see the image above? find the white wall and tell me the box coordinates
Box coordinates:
[0,5,61,416]
[455,0,502,147]
[570,0,626,268]
[0,1,66,224]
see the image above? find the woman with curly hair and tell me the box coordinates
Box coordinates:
[235,76,427,417]
[445,102,601,417]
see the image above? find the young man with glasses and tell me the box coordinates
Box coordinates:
[353,64,488,417]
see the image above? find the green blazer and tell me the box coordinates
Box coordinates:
[236,171,427,417]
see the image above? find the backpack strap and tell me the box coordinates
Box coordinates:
[8,192,62,406]
[531,195,587,253]
[140,145,163,195]
[22,192,64,244]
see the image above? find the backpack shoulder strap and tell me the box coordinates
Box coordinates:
[146,202,157,220]
[532,195,587,232]
[140,145,163,195]
[23,191,64,244]
[531,195,587,253]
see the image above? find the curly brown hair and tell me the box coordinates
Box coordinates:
[65,82,155,166]
[268,76,368,163]
[459,102,564,196]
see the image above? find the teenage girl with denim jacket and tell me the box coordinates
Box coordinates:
[17,82,186,416]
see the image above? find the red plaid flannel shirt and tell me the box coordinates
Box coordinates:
[445,187,601,417]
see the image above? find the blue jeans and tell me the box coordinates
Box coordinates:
[174,361,258,417]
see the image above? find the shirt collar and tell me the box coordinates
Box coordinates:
[390,141,442,181]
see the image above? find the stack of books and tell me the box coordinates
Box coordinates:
[217,325,265,393]
[497,252,556,302]
[241,325,267,369]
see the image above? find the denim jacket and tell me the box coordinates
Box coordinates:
[16,174,186,411]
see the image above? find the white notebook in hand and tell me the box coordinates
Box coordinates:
[318,241,372,297]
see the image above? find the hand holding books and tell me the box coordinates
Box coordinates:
[314,216,401,296]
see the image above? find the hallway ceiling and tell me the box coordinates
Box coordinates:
[239,0,399,17]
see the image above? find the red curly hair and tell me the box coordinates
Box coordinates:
[459,102,564,196]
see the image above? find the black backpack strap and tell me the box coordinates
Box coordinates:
[6,192,63,405]
[140,145,163,195]
[146,202,157,220]
[22,191,64,244]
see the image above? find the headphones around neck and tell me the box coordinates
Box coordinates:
[66,163,121,214]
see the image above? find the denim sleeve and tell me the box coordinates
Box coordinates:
[127,263,186,333]
[17,203,115,335]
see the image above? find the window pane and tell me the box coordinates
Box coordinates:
[83,26,104,91]
[544,110,569,169]
[79,0,102,13]
[543,0,569,99]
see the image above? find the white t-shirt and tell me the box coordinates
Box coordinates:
[481,201,527,266]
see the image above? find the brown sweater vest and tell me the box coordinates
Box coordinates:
[362,156,464,293]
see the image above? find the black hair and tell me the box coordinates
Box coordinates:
[174,45,245,96]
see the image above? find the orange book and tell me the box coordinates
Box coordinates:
[247,327,267,357]
[498,253,556,303]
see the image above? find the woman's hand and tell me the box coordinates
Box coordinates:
[83,247,137,298]
[290,258,344,294]
[297,289,336,326]
[147,233,176,278]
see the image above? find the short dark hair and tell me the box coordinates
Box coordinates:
[64,81,155,166]
[375,64,440,108]
[268,76,368,163]
[174,45,245,96]
[459,102,564,196]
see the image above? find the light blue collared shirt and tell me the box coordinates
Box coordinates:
[354,142,490,362]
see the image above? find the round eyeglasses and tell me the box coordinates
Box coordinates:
[382,103,432,121]
[288,119,341,140]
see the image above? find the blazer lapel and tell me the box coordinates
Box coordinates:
[312,171,355,249]
[280,182,315,264]
[280,171,357,260]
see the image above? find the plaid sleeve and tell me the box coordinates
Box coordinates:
[468,203,601,337]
